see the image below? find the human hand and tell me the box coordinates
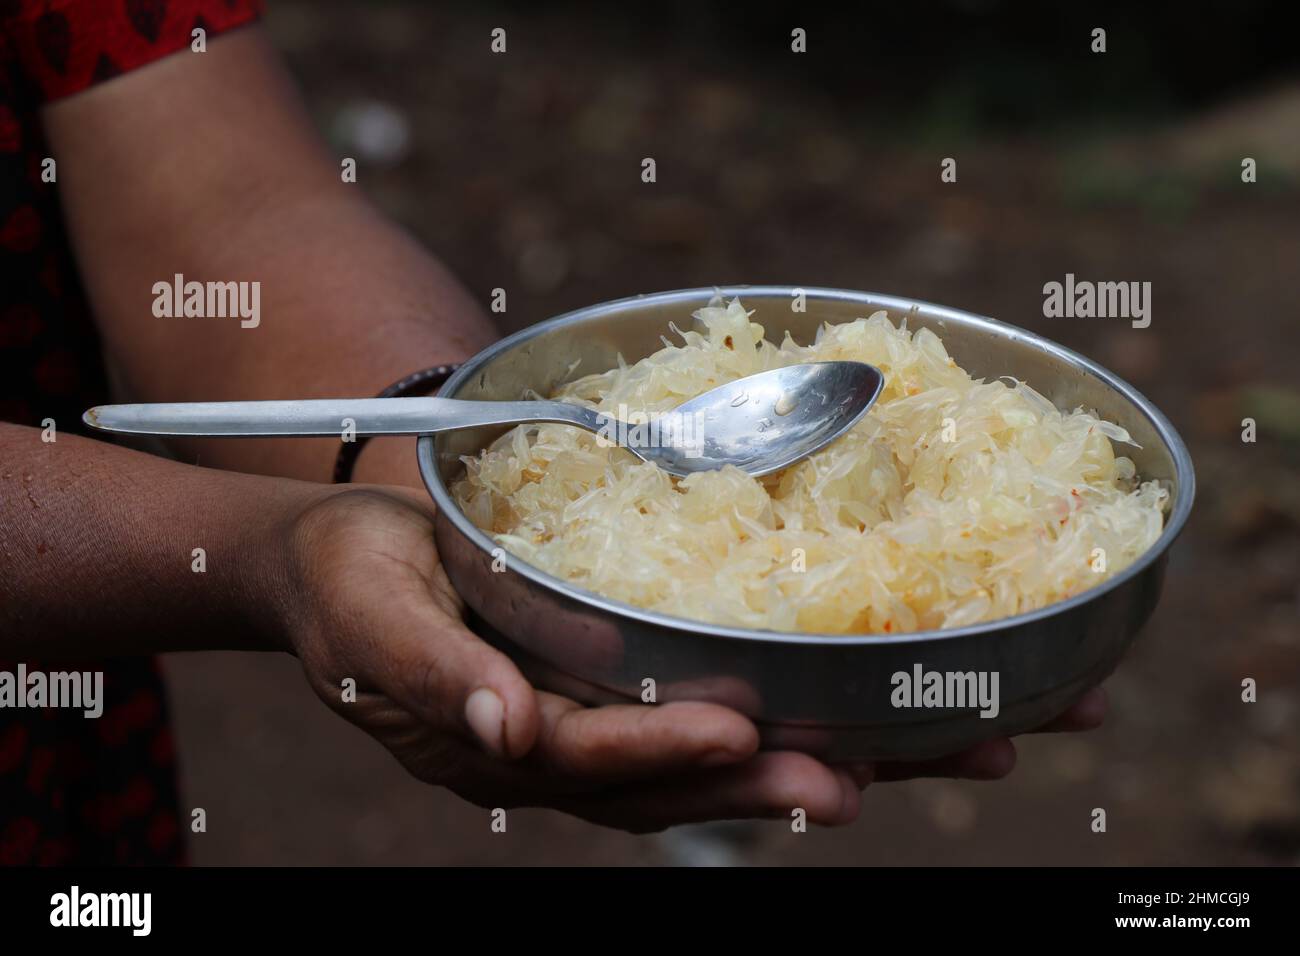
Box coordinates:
[870,687,1107,782]
[273,486,1106,832]
[275,486,861,831]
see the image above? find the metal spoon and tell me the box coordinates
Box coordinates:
[82,361,884,478]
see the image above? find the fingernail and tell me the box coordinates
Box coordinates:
[971,738,1016,779]
[465,687,506,756]
[846,762,874,788]
[834,770,863,824]
[1079,686,1108,724]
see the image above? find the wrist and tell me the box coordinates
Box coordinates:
[348,437,423,488]
[335,363,462,487]
[235,480,339,655]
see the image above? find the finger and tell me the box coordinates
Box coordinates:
[392,694,760,803]
[531,693,761,780]
[304,488,541,759]
[552,751,862,833]
[1027,686,1108,733]
[380,600,540,760]
[873,737,1017,782]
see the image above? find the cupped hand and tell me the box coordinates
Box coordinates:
[273,486,1105,833]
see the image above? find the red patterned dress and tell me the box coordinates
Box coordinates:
[0,0,261,866]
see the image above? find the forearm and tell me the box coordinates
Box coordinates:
[44,28,496,485]
[83,186,477,486]
[0,423,308,658]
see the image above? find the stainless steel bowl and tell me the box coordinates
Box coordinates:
[417,287,1195,760]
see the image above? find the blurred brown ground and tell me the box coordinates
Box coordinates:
[163,1,1300,865]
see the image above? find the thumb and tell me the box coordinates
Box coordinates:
[383,603,540,760]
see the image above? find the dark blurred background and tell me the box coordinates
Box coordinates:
[163,0,1299,864]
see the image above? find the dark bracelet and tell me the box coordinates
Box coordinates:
[332,364,460,483]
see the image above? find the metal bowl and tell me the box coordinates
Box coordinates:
[417,287,1194,760]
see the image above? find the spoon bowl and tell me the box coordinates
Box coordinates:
[639,361,883,477]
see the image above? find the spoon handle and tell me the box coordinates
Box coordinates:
[82,397,600,438]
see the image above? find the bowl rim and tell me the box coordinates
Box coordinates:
[420,285,1196,647]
